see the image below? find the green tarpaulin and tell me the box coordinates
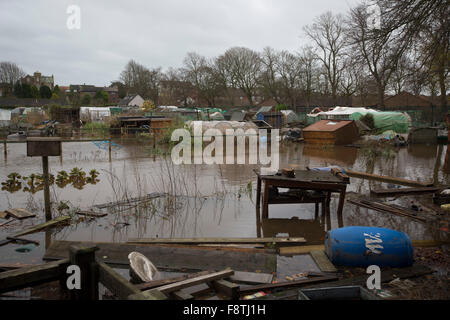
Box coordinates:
[350,111,409,133]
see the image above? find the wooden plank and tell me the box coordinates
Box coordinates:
[345,170,433,187]
[128,289,168,300]
[279,245,326,255]
[239,275,338,295]
[228,271,273,284]
[0,259,69,294]
[0,211,8,219]
[44,240,277,273]
[305,265,433,289]
[211,279,240,300]
[0,219,14,227]
[98,262,142,300]
[13,215,71,237]
[148,270,234,295]
[172,290,194,300]
[127,237,306,245]
[310,250,337,273]
[348,199,427,222]
[6,237,40,246]
[136,271,213,290]
[76,211,108,218]
[371,186,443,196]
[5,208,36,220]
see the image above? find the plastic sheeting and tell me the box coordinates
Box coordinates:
[186,120,258,135]
[349,111,410,133]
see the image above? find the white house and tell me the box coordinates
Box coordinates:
[118,94,144,108]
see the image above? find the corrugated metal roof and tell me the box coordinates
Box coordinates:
[303,120,355,132]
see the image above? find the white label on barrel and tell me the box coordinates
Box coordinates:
[364,232,383,254]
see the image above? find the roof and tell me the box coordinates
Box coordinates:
[118,94,141,106]
[303,120,355,132]
[258,106,273,113]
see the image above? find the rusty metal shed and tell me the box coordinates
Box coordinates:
[302,120,359,145]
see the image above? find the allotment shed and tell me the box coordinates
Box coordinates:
[303,120,359,145]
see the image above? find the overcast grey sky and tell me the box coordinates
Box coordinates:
[0,0,360,86]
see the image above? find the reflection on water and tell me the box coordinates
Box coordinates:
[0,140,449,261]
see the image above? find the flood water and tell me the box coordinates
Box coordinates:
[0,138,449,268]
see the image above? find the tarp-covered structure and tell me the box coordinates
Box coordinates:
[308,106,411,133]
[186,120,258,135]
[280,110,298,124]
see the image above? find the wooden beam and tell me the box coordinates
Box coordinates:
[0,259,69,294]
[5,208,36,220]
[279,245,326,255]
[239,275,339,295]
[13,215,71,237]
[128,289,168,300]
[69,245,99,300]
[127,237,306,245]
[345,170,433,187]
[171,290,195,300]
[371,186,443,197]
[211,279,240,300]
[76,211,108,218]
[309,250,337,273]
[136,271,214,291]
[44,240,277,273]
[147,270,234,295]
[228,271,273,284]
[348,199,427,222]
[98,261,141,300]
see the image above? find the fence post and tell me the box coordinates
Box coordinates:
[108,139,112,162]
[3,141,6,158]
[68,245,99,300]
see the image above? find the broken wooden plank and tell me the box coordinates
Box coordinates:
[348,199,427,222]
[211,279,240,300]
[76,211,108,218]
[239,275,339,295]
[97,262,141,300]
[44,240,277,273]
[136,271,214,291]
[12,216,71,237]
[310,250,337,273]
[0,259,69,294]
[171,290,194,300]
[279,245,326,255]
[148,270,234,295]
[128,288,168,300]
[6,237,40,246]
[371,186,443,197]
[5,208,36,220]
[228,271,273,284]
[127,237,306,245]
[0,218,14,227]
[345,170,433,187]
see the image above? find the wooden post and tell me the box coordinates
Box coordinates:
[42,156,51,221]
[68,245,99,300]
[108,139,112,162]
[3,141,6,158]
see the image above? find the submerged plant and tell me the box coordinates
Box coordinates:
[1,172,22,192]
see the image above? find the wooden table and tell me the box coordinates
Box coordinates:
[254,169,349,219]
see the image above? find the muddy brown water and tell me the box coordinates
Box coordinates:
[0,139,449,280]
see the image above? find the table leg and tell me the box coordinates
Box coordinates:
[256,176,261,210]
[337,187,346,216]
[262,183,270,219]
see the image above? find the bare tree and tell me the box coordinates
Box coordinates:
[298,46,318,107]
[260,47,283,104]
[159,67,193,107]
[347,3,408,107]
[183,52,223,107]
[119,59,161,104]
[0,61,26,95]
[304,11,347,106]
[276,50,303,108]
[375,0,449,113]
[216,47,262,106]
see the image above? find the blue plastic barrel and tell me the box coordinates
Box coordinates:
[325,226,414,267]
